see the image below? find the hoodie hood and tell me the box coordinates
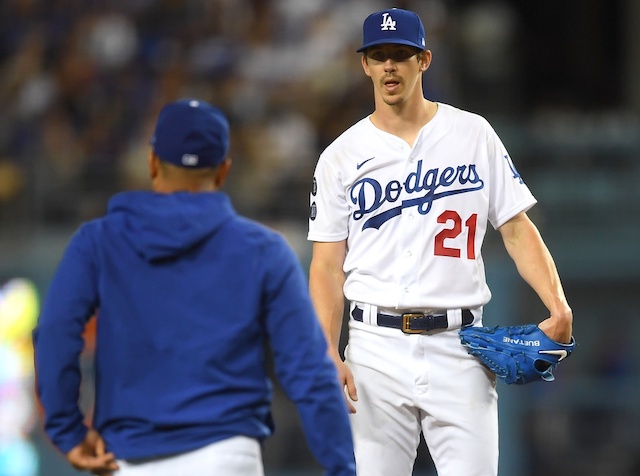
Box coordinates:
[107,191,235,262]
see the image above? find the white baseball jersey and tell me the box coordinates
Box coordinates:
[308,102,537,310]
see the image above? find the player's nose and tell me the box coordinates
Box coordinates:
[383,59,398,71]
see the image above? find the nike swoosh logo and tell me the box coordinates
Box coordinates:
[357,157,375,169]
[539,350,568,361]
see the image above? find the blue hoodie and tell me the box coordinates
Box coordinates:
[33,190,355,475]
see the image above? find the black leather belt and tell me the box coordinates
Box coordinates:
[351,307,473,334]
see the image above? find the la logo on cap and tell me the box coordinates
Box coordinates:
[380,12,396,31]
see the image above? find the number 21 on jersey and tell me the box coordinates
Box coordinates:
[434,210,477,259]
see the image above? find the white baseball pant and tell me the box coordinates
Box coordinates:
[115,435,264,476]
[345,318,499,476]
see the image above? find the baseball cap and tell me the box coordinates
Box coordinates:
[150,99,230,168]
[357,8,426,53]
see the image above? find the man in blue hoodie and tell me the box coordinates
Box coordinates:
[33,99,356,476]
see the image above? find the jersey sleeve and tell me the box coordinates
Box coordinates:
[308,151,349,242]
[261,237,356,474]
[485,123,537,229]
[33,224,99,454]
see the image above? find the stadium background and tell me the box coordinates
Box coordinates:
[0,0,639,475]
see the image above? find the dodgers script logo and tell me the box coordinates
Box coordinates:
[350,160,484,230]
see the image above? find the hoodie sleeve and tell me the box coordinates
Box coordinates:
[261,236,356,476]
[33,224,99,454]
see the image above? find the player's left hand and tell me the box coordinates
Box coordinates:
[538,307,573,344]
[459,323,576,385]
[66,428,119,475]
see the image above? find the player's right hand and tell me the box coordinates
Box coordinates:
[332,355,358,413]
[66,428,119,476]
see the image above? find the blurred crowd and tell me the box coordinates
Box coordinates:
[2,0,637,228]
[0,0,460,227]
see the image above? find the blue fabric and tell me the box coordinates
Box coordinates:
[33,191,355,475]
[357,8,426,52]
[150,99,230,168]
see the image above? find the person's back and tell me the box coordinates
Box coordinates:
[34,99,356,476]
[73,191,318,455]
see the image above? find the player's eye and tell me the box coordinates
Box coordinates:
[367,49,417,63]
[367,51,387,62]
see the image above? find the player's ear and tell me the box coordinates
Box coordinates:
[419,50,432,72]
[214,158,232,188]
[361,54,372,77]
[148,150,159,180]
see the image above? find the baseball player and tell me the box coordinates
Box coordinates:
[308,8,573,476]
[33,99,356,476]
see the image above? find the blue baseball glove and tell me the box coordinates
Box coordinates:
[459,324,576,385]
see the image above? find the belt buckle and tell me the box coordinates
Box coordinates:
[402,313,427,334]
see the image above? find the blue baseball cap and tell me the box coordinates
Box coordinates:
[357,8,426,53]
[150,99,230,168]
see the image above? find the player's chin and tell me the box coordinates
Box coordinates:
[382,94,405,107]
